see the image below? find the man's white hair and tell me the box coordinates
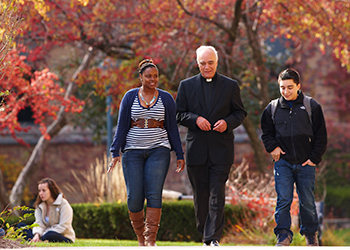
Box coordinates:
[196,45,218,63]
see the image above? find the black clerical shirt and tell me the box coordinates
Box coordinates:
[201,74,217,111]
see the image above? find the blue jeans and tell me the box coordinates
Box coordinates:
[274,159,319,237]
[17,223,72,243]
[122,147,170,212]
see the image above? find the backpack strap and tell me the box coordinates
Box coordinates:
[270,98,279,124]
[303,95,312,125]
[270,96,312,125]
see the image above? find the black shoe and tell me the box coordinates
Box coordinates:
[210,240,220,246]
[203,240,210,247]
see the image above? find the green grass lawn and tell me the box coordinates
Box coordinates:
[33,239,204,247]
[30,228,350,247]
[33,239,244,247]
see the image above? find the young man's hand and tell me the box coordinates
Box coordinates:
[302,159,316,166]
[271,147,285,162]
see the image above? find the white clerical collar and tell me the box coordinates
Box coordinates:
[206,78,212,82]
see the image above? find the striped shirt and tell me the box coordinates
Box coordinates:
[124,95,171,150]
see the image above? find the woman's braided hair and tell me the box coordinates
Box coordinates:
[139,59,158,74]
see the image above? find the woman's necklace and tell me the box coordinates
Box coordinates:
[139,88,156,107]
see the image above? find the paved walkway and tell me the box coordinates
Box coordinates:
[20,246,350,250]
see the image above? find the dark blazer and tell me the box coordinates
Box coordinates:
[176,73,247,165]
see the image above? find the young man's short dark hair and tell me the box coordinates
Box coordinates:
[278,68,300,84]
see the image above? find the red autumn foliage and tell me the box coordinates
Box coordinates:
[227,159,299,234]
[0,46,84,144]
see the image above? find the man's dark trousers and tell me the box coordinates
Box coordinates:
[187,157,231,242]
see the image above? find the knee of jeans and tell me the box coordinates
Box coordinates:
[143,191,161,206]
[276,196,293,209]
[299,200,316,211]
[42,231,56,240]
[127,200,145,213]
[276,186,294,200]
[16,222,27,228]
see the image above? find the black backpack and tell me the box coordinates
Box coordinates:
[270,96,312,125]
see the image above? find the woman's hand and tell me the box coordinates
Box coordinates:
[107,157,120,173]
[31,233,40,243]
[175,159,185,173]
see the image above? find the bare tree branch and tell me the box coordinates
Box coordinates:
[176,0,244,42]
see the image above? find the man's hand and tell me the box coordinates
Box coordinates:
[196,116,211,131]
[302,159,316,166]
[213,119,227,133]
[271,147,285,162]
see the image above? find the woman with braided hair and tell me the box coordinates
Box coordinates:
[108,59,185,246]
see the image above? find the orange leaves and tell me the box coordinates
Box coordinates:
[76,0,89,7]
[263,0,350,70]
[0,46,85,144]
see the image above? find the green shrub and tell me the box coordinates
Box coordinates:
[325,186,350,217]
[4,214,35,228]
[71,200,246,242]
[71,202,132,239]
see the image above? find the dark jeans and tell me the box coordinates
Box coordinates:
[274,159,319,237]
[187,158,231,243]
[122,147,170,212]
[17,223,72,243]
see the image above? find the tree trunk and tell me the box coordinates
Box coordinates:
[0,169,10,209]
[9,47,95,208]
[239,12,272,172]
[242,11,271,109]
[242,115,270,173]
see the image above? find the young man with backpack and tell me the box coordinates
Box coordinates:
[260,68,327,246]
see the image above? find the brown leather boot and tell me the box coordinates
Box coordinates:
[305,233,319,246]
[144,207,162,246]
[129,210,145,246]
[275,230,292,246]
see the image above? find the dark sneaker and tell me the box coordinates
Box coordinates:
[210,240,220,246]
[305,233,319,246]
[275,231,292,246]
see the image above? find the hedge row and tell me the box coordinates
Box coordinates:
[71,200,246,242]
[325,186,350,218]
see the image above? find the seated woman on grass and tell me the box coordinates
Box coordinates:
[21,178,75,243]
